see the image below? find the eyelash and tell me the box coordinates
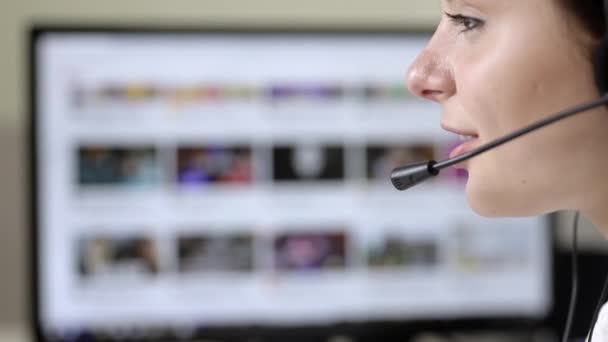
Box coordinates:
[445,12,484,34]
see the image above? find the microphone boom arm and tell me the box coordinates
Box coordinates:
[391,93,608,191]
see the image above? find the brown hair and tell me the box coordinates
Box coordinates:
[559,0,606,40]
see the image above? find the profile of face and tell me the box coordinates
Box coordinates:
[407,0,608,218]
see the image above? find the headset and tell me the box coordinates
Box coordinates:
[390,1,608,341]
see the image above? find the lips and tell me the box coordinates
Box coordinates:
[440,121,480,165]
[449,137,480,160]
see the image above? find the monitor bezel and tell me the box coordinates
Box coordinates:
[28,24,558,342]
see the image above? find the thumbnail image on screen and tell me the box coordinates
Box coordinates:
[274,231,348,272]
[449,223,532,272]
[176,146,252,187]
[367,233,439,270]
[273,145,344,182]
[77,235,159,280]
[77,146,161,187]
[177,233,255,273]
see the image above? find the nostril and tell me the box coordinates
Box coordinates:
[422,89,442,97]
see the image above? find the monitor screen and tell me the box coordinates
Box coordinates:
[31,28,552,341]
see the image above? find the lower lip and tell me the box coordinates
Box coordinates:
[448,137,480,165]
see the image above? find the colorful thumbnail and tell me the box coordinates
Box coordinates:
[176,146,252,186]
[274,231,348,272]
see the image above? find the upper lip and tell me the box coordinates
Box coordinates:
[440,121,478,137]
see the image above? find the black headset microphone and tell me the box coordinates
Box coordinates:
[390,1,608,340]
[390,94,608,192]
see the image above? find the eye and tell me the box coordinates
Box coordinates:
[445,12,484,34]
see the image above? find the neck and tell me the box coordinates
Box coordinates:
[581,201,608,239]
[576,157,608,238]
[564,110,608,238]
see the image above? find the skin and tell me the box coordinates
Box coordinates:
[406,0,608,236]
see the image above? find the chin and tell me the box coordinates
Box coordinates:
[464,173,548,218]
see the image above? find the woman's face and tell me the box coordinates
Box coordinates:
[407,0,608,216]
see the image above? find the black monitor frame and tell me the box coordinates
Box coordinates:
[27,25,558,342]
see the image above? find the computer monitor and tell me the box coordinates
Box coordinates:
[30,26,553,342]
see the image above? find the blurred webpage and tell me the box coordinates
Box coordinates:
[35,32,551,332]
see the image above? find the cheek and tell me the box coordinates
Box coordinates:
[452,17,587,139]
[450,37,577,215]
[454,48,547,142]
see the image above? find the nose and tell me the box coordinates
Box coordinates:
[406,49,456,103]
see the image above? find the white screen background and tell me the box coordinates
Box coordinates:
[35,31,552,332]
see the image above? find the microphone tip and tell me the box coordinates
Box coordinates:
[390,160,439,191]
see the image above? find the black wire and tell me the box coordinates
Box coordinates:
[433,94,608,171]
[587,0,608,339]
[587,262,608,341]
[562,211,580,342]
